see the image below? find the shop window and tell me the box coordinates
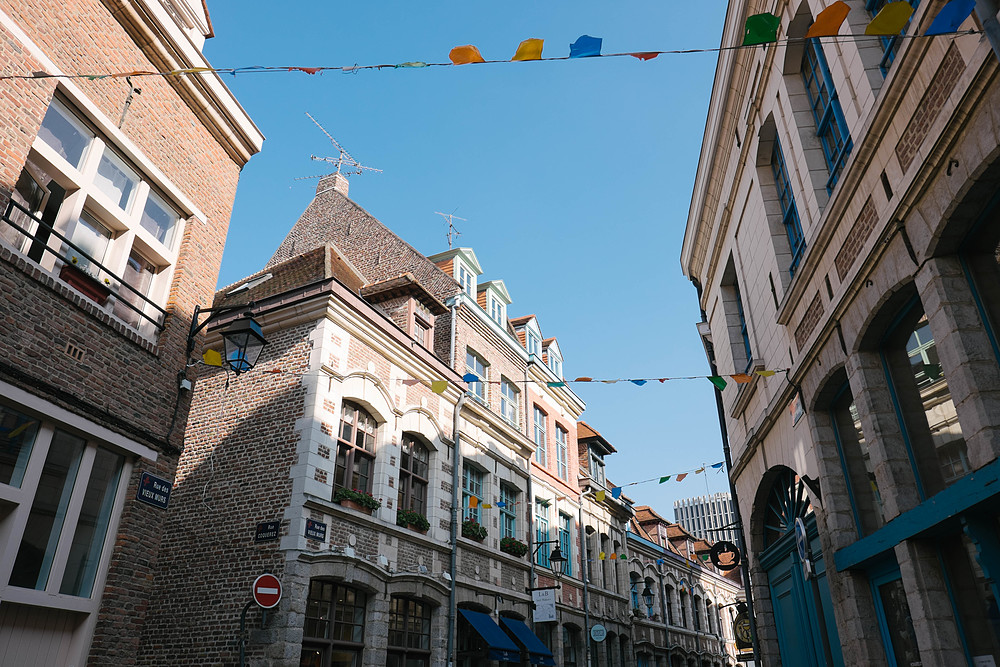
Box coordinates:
[334,401,377,494]
[563,626,579,667]
[301,581,367,667]
[387,597,431,667]
[397,434,428,515]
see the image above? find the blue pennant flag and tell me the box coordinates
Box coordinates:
[570,35,602,58]
[462,373,479,382]
[925,0,974,35]
[630,380,647,386]
[611,486,622,499]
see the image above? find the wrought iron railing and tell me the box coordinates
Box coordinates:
[1,199,166,330]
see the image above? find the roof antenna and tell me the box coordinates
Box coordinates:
[435,210,467,249]
[295,113,383,183]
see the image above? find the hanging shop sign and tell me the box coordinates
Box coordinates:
[532,589,557,623]
[709,540,742,571]
[734,610,754,661]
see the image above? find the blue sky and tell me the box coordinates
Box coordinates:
[204,1,731,518]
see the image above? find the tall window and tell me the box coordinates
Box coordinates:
[555,426,569,480]
[527,330,542,356]
[535,498,550,568]
[630,572,641,610]
[500,378,519,426]
[563,626,579,667]
[547,352,562,378]
[533,406,547,466]
[866,0,918,74]
[301,581,367,667]
[398,435,429,516]
[679,590,688,627]
[489,297,505,325]
[693,595,702,631]
[589,450,606,486]
[465,350,487,401]
[770,139,805,276]
[801,38,853,190]
[665,585,675,625]
[733,279,752,369]
[335,401,377,494]
[831,383,884,536]
[500,483,518,539]
[463,465,484,523]
[600,535,611,589]
[457,264,474,296]
[387,597,431,667]
[559,513,573,577]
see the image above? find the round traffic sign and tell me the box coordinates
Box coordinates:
[590,624,607,643]
[253,573,282,609]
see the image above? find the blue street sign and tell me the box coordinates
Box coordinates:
[136,471,172,509]
[306,519,327,541]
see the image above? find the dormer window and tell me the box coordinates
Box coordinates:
[457,264,474,297]
[548,352,562,378]
[590,450,606,486]
[527,331,541,356]
[489,297,505,326]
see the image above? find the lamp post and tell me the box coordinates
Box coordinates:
[186,303,268,375]
[640,583,654,612]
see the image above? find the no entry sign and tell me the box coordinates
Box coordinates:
[252,573,282,609]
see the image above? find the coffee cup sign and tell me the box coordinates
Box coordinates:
[710,540,742,571]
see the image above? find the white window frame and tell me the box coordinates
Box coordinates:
[527,329,542,357]
[457,263,474,297]
[533,406,547,465]
[556,425,569,480]
[466,349,487,402]
[500,378,519,426]
[489,295,505,326]
[548,352,563,378]
[500,483,518,540]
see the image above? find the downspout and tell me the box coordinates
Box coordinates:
[656,568,669,665]
[525,364,537,625]
[449,297,458,368]
[691,278,761,661]
[580,500,591,667]
[447,392,467,667]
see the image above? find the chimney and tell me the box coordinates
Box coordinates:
[317,172,349,197]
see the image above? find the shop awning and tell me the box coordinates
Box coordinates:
[459,609,522,662]
[499,617,557,666]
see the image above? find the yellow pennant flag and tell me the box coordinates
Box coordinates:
[512,38,544,61]
[806,1,851,38]
[469,496,479,508]
[596,490,606,502]
[482,503,492,509]
[865,1,914,35]
[202,349,223,367]
[599,551,606,560]
[431,380,448,394]
[449,45,486,65]
[756,369,777,377]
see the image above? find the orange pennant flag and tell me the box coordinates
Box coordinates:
[512,38,544,61]
[675,473,688,482]
[469,496,479,508]
[732,373,753,384]
[865,1,914,35]
[806,1,851,38]
[450,45,486,65]
[575,377,593,382]
[609,553,617,560]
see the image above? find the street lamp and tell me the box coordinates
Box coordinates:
[187,303,268,376]
[640,583,654,610]
[548,544,567,579]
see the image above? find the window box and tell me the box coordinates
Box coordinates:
[500,536,528,558]
[59,261,111,305]
[462,519,487,542]
[396,509,430,534]
[334,487,381,514]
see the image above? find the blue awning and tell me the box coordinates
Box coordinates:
[459,609,522,662]
[500,617,557,666]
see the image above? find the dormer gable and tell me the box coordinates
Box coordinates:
[427,247,482,298]
[511,316,543,357]
[477,280,512,327]
[542,338,563,378]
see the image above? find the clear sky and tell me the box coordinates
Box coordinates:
[204,1,732,520]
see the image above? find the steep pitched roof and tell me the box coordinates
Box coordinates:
[267,175,460,304]
[576,421,617,454]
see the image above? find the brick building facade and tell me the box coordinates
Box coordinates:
[0,1,261,664]
[683,1,1000,665]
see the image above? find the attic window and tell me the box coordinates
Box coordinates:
[228,273,272,295]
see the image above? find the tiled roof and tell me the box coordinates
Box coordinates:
[576,421,617,454]
[360,273,449,315]
[509,315,536,327]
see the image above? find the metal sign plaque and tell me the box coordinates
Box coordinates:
[305,518,327,541]
[136,471,172,510]
[254,521,280,543]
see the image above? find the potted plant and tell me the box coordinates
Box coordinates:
[396,509,430,534]
[500,536,528,558]
[334,487,381,515]
[461,519,487,542]
[59,255,112,305]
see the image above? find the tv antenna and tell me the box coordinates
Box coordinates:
[296,112,383,181]
[435,211,467,249]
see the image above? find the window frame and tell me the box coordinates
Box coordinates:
[462,465,484,523]
[397,434,429,515]
[801,38,853,191]
[535,498,551,568]
[500,378,519,426]
[866,0,919,75]
[555,425,569,480]
[770,138,806,276]
[387,596,432,666]
[334,401,378,495]
[499,483,518,540]
[559,512,573,577]
[533,406,548,466]
[465,349,487,402]
[302,580,368,666]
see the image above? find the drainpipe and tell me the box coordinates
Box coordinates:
[449,297,458,368]
[525,365,537,625]
[446,393,467,667]
[656,568,670,666]
[580,501,591,667]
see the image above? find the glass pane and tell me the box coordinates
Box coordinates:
[38,102,93,168]
[833,391,884,535]
[875,577,921,667]
[941,533,1000,660]
[9,430,86,590]
[0,404,40,487]
[94,149,139,212]
[60,447,124,596]
[299,647,324,667]
[139,191,179,248]
[68,211,111,272]
[5,169,47,251]
[329,649,360,667]
[113,252,155,327]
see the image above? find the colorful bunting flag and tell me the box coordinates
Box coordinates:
[630,52,659,61]
[620,553,627,560]
[659,476,671,484]
[462,373,479,382]
[675,473,688,482]
[570,35,603,58]
[743,13,781,46]
[401,379,420,386]
[395,62,428,68]
[731,373,753,384]
[806,1,852,38]
[695,467,705,474]
[575,377,593,382]
[496,501,507,508]
[431,380,448,394]
[202,349,223,367]
[596,490,606,502]
[599,551,606,560]
[482,503,492,509]
[291,67,322,75]
[609,553,617,560]
[611,486,623,499]
[711,462,725,469]
[512,38,544,61]
[468,496,479,508]
[601,380,618,384]
[926,0,975,35]
[756,369,777,377]
[547,381,566,388]
[449,45,486,65]
[709,376,728,390]
[865,1,914,35]
[631,380,647,386]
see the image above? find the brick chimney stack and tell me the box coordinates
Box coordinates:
[317,172,349,197]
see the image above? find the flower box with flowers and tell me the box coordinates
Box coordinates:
[500,537,528,558]
[461,519,487,542]
[59,258,112,305]
[334,488,381,515]
[396,509,430,534]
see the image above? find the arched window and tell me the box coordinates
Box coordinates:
[679,589,689,628]
[693,595,702,631]
[335,401,377,494]
[763,469,812,548]
[388,597,431,667]
[398,434,429,515]
[830,380,884,535]
[882,302,968,496]
[301,580,367,666]
[665,584,675,625]
[630,572,642,610]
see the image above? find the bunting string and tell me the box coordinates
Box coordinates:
[0,8,979,84]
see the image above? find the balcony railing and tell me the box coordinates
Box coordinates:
[1,199,166,331]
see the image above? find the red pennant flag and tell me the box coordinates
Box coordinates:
[630,52,659,61]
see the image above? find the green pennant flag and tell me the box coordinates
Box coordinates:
[547,381,566,388]
[708,375,728,390]
[659,476,671,484]
[743,13,781,45]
